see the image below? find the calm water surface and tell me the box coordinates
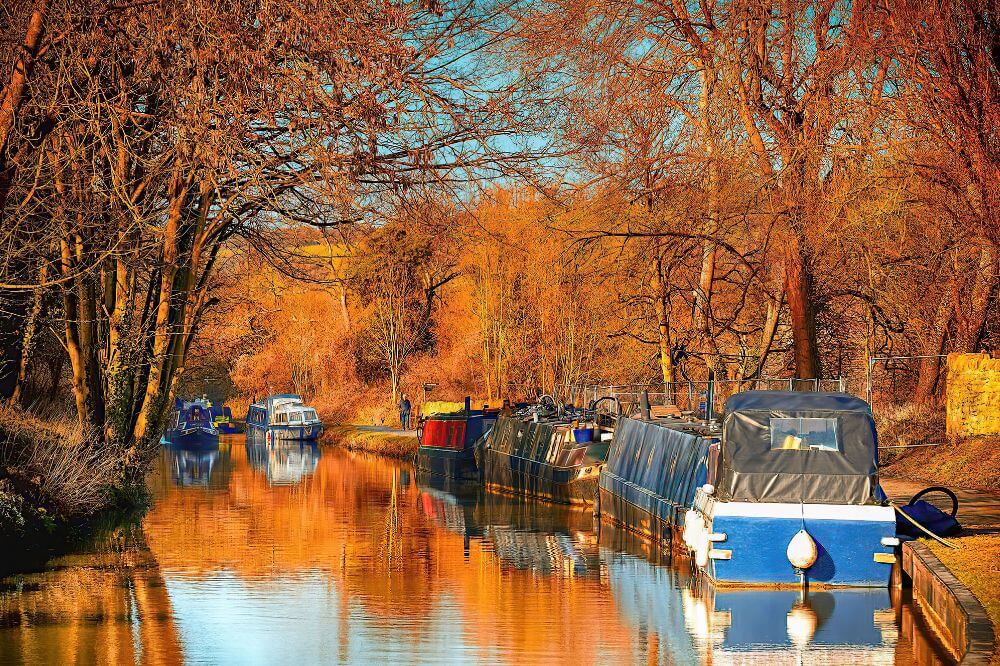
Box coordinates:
[0,436,954,665]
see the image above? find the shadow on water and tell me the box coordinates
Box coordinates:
[0,436,957,664]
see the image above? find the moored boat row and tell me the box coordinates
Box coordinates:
[417,396,612,504]
[416,387,932,590]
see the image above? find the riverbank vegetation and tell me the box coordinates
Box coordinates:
[0,404,138,572]
[324,425,419,459]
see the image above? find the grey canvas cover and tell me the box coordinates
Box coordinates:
[717,391,879,505]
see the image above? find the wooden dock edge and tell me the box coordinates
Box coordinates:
[902,541,996,664]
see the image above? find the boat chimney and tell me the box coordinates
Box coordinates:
[464,395,471,416]
[640,391,651,420]
[705,369,716,423]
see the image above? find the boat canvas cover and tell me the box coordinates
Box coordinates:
[718,391,879,505]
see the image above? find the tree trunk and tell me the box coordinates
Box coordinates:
[743,291,782,381]
[650,244,673,387]
[11,264,47,405]
[914,286,952,404]
[61,236,90,427]
[954,242,997,352]
[783,230,822,380]
[693,67,718,343]
[338,281,351,330]
[0,0,50,162]
[132,166,186,443]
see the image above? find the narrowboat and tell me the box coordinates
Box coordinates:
[162,398,220,448]
[209,403,242,434]
[416,398,497,481]
[601,390,898,587]
[245,394,323,444]
[479,403,611,504]
[598,414,715,545]
[683,391,897,587]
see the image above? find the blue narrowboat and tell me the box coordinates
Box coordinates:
[208,403,242,434]
[600,390,898,588]
[162,398,220,449]
[683,391,897,587]
[245,394,324,444]
[416,398,498,481]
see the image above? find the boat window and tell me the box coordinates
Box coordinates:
[769,418,840,452]
[304,409,317,421]
[276,412,288,424]
[289,412,302,424]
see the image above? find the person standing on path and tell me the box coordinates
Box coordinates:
[399,394,411,430]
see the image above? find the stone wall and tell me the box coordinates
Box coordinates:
[901,541,996,664]
[946,353,1000,438]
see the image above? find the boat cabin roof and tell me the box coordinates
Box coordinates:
[718,391,879,506]
[251,394,305,411]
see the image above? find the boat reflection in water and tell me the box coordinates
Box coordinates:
[245,440,320,486]
[164,441,232,490]
[603,521,900,664]
[415,470,599,576]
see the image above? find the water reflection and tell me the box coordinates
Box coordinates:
[0,521,184,664]
[245,440,320,486]
[0,437,954,665]
[161,440,233,491]
[167,445,220,488]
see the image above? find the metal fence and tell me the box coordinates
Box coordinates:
[559,377,847,418]
[865,354,948,409]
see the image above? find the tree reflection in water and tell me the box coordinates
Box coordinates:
[0,438,953,664]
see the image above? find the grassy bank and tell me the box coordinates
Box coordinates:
[882,436,1000,492]
[0,405,146,575]
[323,424,419,459]
[927,533,1000,665]
[877,403,1000,491]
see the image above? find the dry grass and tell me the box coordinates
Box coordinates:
[0,404,118,520]
[876,403,1000,491]
[876,402,947,462]
[323,424,418,458]
[882,435,1000,492]
[927,531,1000,665]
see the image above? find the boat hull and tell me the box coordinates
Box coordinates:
[480,447,599,505]
[598,483,676,546]
[216,422,243,435]
[690,500,897,588]
[597,417,712,545]
[163,427,219,449]
[416,446,479,481]
[246,423,323,444]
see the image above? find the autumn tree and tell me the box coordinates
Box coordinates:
[0,0,545,466]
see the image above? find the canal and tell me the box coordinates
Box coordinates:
[0,437,955,664]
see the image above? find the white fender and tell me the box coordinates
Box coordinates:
[786,529,818,570]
